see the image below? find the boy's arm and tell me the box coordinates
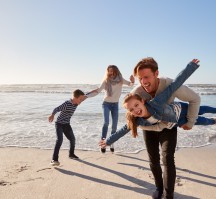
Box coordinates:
[48,102,67,122]
[52,102,67,115]
[48,114,55,123]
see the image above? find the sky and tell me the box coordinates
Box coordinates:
[0,0,216,84]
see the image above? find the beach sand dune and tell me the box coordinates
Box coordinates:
[0,147,215,199]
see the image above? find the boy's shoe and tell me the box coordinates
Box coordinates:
[69,154,79,159]
[50,160,60,166]
[110,144,114,153]
[101,148,106,153]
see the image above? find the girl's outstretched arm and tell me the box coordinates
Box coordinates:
[99,139,107,148]
[153,59,200,105]
[99,124,131,148]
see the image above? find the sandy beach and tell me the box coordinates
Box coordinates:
[0,146,215,199]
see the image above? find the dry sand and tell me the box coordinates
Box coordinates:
[0,146,215,199]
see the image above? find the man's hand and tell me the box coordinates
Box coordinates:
[180,124,192,130]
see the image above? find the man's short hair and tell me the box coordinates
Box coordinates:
[133,57,158,76]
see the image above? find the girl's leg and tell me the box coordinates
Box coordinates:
[102,102,110,139]
[177,102,188,127]
[198,105,216,115]
[178,102,216,126]
[195,116,216,125]
[52,123,64,161]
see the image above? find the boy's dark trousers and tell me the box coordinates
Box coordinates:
[143,127,177,199]
[53,123,76,161]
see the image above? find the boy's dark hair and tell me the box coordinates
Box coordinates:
[73,89,85,98]
[133,57,158,77]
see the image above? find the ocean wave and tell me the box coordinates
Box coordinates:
[0,90,72,94]
[199,92,216,95]
[187,84,216,88]
[1,84,216,95]
[0,143,214,153]
[1,90,216,96]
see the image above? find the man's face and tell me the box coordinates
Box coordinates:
[124,98,147,118]
[137,68,159,95]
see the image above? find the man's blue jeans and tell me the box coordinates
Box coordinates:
[102,101,119,139]
[52,123,75,161]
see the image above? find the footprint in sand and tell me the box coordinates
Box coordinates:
[148,173,154,180]
[16,165,30,173]
[0,180,14,186]
[176,177,183,186]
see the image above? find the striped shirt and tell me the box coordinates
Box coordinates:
[52,100,78,124]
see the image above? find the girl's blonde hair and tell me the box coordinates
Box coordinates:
[123,93,143,138]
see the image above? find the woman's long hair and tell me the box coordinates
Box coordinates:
[123,93,144,138]
[104,65,122,81]
[103,65,123,96]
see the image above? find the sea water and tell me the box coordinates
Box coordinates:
[0,84,216,153]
